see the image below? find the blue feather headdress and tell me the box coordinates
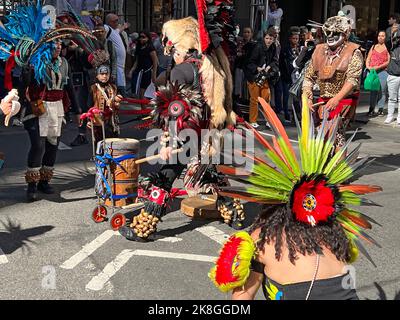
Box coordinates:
[0,1,97,85]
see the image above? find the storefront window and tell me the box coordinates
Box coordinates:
[345,0,380,40]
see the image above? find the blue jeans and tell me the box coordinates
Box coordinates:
[369,70,388,112]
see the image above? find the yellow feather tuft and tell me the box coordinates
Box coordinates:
[209,231,257,293]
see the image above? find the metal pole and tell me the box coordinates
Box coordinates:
[250,0,255,31]
[324,0,328,21]
[264,0,269,31]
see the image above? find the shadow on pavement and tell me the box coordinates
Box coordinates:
[0,217,54,255]
[0,166,96,209]
[366,282,400,300]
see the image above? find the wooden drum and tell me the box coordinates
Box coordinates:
[98,138,140,207]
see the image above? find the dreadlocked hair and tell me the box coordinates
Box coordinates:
[249,204,351,265]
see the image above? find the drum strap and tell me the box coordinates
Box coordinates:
[95,153,138,199]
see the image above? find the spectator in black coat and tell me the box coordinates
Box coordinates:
[244,29,279,128]
[275,27,300,123]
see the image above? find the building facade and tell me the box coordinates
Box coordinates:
[233,0,400,41]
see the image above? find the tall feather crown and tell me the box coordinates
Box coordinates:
[218,95,382,266]
[0,1,97,84]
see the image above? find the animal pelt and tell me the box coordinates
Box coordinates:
[201,46,236,129]
[161,17,236,129]
[162,17,201,54]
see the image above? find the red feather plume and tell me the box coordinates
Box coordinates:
[195,0,211,52]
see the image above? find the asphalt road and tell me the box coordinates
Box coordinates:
[0,99,399,300]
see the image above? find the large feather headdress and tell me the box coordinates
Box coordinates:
[0,1,97,85]
[217,95,382,266]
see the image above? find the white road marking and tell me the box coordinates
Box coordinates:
[0,247,8,264]
[60,230,118,270]
[85,249,136,291]
[132,250,217,262]
[196,226,230,245]
[85,249,217,291]
[157,237,183,243]
[58,142,72,150]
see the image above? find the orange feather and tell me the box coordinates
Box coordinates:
[258,98,297,161]
[339,185,382,195]
[341,223,373,245]
[217,165,250,176]
[218,191,281,204]
[341,211,372,229]
[243,121,275,152]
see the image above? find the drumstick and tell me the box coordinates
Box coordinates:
[121,202,145,210]
[135,148,184,165]
[312,101,326,108]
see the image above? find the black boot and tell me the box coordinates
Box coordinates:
[37,180,55,194]
[38,167,55,194]
[25,170,40,202]
[27,182,38,202]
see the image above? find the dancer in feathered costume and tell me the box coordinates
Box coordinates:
[303,15,364,152]
[119,1,246,242]
[208,95,382,300]
[0,1,98,201]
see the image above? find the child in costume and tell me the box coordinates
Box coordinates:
[85,64,122,146]
[209,96,382,300]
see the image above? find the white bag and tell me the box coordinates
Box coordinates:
[144,82,156,99]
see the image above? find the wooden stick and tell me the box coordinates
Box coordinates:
[121,202,145,210]
[312,101,326,108]
[134,148,184,165]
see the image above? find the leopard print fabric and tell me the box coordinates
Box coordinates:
[303,48,364,99]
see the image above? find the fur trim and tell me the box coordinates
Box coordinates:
[162,17,201,53]
[323,16,352,36]
[201,53,227,128]
[39,167,54,182]
[25,170,40,184]
[200,47,236,128]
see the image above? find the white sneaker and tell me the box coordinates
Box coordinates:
[250,123,259,129]
[384,117,393,124]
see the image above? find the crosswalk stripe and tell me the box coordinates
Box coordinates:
[85,249,217,291]
[196,226,230,245]
[132,250,217,262]
[0,247,8,264]
[85,249,136,291]
[60,230,117,270]
[157,237,183,243]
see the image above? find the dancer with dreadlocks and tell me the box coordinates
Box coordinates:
[208,96,382,300]
[303,15,364,152]
[119,1,246,242]
[0,2,100,201]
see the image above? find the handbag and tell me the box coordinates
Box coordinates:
[364,69,381,91]
[30,87,46,117]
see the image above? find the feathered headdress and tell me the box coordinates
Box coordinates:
[57,2,108,68]
[0,1,97,86]
[160,2,236,130]
[195,0,236,55]
[150,81,204,135]
[209,96,382,292]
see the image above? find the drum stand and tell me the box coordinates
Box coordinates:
[91,116,144,230]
